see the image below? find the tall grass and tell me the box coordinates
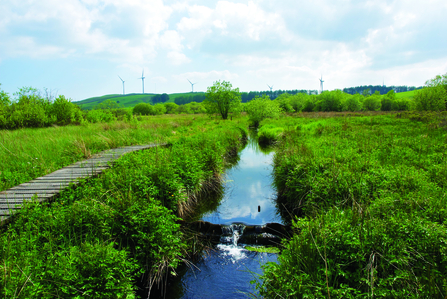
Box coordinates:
[0,114,245,192]
[256,112,447,298]
[0,115,248,298]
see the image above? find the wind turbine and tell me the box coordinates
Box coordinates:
[319,75,324,94]
[187,79,197,93]
[139,69,145,94]
[267,84,273,93]
[118,75,125,95]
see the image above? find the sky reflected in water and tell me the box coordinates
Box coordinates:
[201,139,283,225]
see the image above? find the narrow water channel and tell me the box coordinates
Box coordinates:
[165,136,284,298]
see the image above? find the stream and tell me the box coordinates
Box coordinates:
[164,136,284,298]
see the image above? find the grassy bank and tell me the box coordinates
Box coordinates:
[0,115,248,298]
[0,114,248,192]
[255,112,447,298]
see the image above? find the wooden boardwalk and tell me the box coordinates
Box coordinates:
[0,144,160,223]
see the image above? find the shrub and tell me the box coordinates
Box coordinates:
[314,90,344,112]
[363,94,382,111]
[51,95,84,125]
[133,103,155,115]
[414,85,446,111]
[164,102,179,114]
[85,109,117,123]
[245,95,282,127]
[342,94,363,112]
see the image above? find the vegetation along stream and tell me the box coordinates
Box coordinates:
[164,133,286,298]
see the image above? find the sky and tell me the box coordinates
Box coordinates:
[0,0,446,101]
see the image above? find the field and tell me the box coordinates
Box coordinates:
[254,111,447,298]
[396,89,416,99]
[1,111,446,298]
[0,114,248,298]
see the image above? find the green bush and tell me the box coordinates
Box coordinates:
[314,90,344,112]
[51,95,84,125]
[164,102,179,114]
[245,95,282,127]
[362,94,381,111]
[258,208,447,298]
[342,94,363,112]
[414,85,447,111]
[259,115,447,297]
[133,103,154,115]
[85,109,117,123]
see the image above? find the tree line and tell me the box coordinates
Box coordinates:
[343,85,422,95]
[201,73,447,126]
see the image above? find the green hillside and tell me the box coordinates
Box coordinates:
[75,92,205,110]
[396,90,416,99]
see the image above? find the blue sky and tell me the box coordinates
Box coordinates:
[1,0,446,101]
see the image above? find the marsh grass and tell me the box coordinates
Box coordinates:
[0,115,248,298]
[0,114,244,192]
[256,113,447,298]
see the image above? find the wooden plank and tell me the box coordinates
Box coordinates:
[0,193,54,200]
[0,199,25,204]
[0,203,22,209]
[1,190,59,195]
[9,183,72,190]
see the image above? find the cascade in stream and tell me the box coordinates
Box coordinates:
[220,223,246,246]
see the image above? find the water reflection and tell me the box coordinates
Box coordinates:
[163,132,282,299]
[166,248,277,299]
[201,134,282,225]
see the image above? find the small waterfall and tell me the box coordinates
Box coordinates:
[220,223,246,246]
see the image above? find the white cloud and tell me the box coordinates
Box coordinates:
[174,70,239,82]
[1,0,446,98]
[177,1,289,50]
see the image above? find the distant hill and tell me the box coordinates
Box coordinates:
[395,90,416,99]
[76,87,420,110]
[75,92,204,110]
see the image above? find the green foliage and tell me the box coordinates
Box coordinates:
[363,94,382,111]
[342,94,363,112]
[0,84,10,106]
[152,93,169,103]
[315,90,345,112]
[289,93,309,112]
[258,114,447,297]
[391,98,412,111]
[164,102,179,114]
[414,85,447,111]
[204,80,241,119]
[133,102,155,115]
[95,99,121,110]
[425,72,447,90]
[0,117,247,297]
[245,95,282,127]
[51,95,84,125]
[302,95,317,112]
[85,109,117,123]
[153,103,167,115]
[257,123,284,145]
[274,94,294,112]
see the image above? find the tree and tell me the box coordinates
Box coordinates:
[342,94,363,112]
[204,80,241,119]
[164,102,179,114]
[245,95,282,127]
[133,103,154,115]
[414,85,446,111]
[413,73,447,111]
[363,94,381,111]
[0,84,10,106]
